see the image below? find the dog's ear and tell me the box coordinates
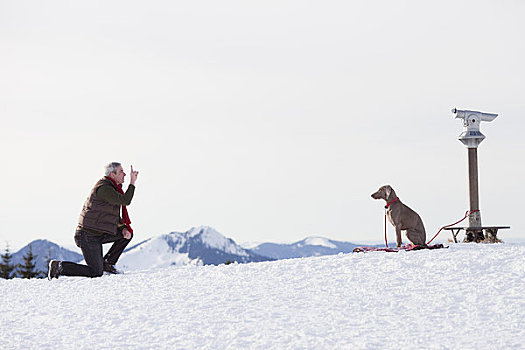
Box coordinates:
[384,185,392,199]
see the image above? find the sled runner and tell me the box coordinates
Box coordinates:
[353,244,446,253]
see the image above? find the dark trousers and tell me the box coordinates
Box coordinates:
[60,229,133,278]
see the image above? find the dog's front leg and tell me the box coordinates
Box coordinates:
[395,227,402,247]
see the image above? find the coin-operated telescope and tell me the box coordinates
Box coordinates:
[452,108,500,241]
[452,108,498,148]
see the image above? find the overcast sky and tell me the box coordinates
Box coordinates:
[1,0,524,251]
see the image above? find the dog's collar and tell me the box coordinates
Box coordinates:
[385,197,399,209]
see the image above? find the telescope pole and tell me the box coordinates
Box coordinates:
[467,147,483,241]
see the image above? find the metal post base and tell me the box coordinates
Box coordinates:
[464,229,485,243]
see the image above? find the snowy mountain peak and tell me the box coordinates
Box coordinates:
[118,234,195,270]
[187,226,248,257]
[187,225,212,237]
[300,236,337,249]
[119,226,272,269]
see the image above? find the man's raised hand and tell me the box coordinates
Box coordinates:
[130,165,139,185]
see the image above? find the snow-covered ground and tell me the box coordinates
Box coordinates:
[1,243,524,349]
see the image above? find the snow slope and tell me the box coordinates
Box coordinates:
[1,243,524,349]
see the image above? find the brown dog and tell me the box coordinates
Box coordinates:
[371,185,426,247]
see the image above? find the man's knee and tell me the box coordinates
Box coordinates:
[88,266,104,278]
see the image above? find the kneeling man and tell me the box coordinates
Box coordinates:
[48,162,138,279]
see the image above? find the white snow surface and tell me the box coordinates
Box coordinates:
[2,243,524,349]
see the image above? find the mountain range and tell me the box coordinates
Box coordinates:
[118,226,273,270]
[11,239,83,274]
[6,227,366,273]
[247,236,359,259]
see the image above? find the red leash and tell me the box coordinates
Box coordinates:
[426,210,479,245]
[384,210,388,247]
[383,198,399,248]
[383,207,479,247]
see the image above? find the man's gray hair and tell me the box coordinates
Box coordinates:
[105,162,122,176]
